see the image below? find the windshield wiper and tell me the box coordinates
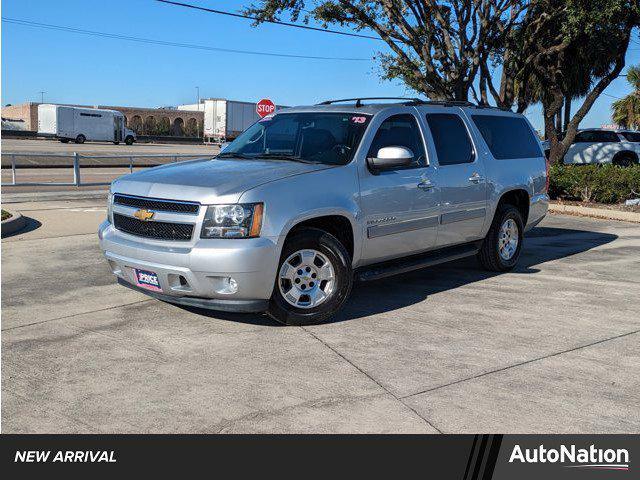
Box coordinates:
[258,153,318,164]
[216,152,253,159]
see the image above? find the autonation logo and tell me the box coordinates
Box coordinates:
[509,444,630,471]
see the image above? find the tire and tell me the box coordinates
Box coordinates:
[268,228,353,326]
[125,136,134,145]
[75,134,86,144]
[613,152,637,167]
[477,204,524,272]
[60,138,69,143]
[113,141,120,145]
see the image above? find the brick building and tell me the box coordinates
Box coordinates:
[1,102,204,137]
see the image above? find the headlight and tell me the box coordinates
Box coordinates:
[201,203,263,238]
[107,193,114,224]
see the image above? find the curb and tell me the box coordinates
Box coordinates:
[1,212,27,237]
[1,189,109,204]
[549,203,640,223]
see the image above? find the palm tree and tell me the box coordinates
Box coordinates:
[612,65,640,130]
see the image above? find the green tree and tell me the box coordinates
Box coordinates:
[612,65,640,129]
[245,0,528,104]
[514,0,639,163]
[245,1,639,163]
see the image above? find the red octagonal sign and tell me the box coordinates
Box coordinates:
[256,98,276,118]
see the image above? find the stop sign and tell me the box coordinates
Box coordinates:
[256,98,276,118]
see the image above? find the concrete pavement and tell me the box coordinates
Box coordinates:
[2,200,639,433]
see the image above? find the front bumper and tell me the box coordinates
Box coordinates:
[99,221,279,311]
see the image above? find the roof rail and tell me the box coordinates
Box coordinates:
[317,97,423,107]
[316,97,513,111]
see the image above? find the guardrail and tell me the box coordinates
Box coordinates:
[1,152,207,187]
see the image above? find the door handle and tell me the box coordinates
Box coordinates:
[468,172,484,183]
[417,180,434,190]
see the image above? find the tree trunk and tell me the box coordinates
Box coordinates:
[563,96,571,132]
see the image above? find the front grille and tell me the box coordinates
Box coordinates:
[113,194,199,214]
[113,213,194,241]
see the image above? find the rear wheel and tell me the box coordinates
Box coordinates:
[613,152,637,167]
[268,228,352,326]
[113,141,120,145]
[477,204,524,272]
[125,135,134,145]
[60,138,69,143]
[75,134,86,144]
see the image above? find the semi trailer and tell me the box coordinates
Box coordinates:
[178,98,287,143]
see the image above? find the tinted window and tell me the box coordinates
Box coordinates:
[620,131,640,142]
[368,114,426,167]
[471,115,541,159]
[574,130,620,143]
[425,113,474,165]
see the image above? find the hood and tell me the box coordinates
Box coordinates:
[112,157,333,203]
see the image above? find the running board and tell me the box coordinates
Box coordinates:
[356,242,480,282]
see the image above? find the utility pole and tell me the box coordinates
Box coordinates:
[196,86,200,139]
[39,91,45,103]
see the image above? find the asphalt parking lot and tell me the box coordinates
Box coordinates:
[2,198,639,433]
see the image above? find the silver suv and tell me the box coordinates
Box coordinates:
[99,98,549,325]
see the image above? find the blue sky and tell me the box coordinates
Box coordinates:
[2,0,639,132]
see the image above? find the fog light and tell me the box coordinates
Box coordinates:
[216,277,238,295]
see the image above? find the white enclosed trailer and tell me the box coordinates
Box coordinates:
[37,104,136,144]
[178,99,287,143]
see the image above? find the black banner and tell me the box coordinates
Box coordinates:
[0,434,637,478]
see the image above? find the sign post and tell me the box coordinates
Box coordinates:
[256,98,276,118]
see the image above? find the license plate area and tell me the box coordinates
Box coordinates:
[134,268,162,292]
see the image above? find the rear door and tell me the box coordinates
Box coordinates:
[57,107,75,138]
[358,109,440,263]
[424,110,487,246]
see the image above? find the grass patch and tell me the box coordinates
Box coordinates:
[1,210,12,221]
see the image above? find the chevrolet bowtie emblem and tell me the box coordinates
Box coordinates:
[133,209,155,221]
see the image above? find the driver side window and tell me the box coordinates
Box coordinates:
[368,114,426,168]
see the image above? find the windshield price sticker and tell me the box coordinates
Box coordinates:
[351,116,367,124]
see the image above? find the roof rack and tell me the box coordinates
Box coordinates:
[316,97,490,108]
[317,97,423,107]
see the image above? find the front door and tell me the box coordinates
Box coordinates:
[359,111,440,264]
[423,112,487,246]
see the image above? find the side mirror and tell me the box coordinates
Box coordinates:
[219,142,231,152]
[367,146,414,172]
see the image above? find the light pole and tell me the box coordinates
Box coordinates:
[39,91,45,103]
[196,86,200,139]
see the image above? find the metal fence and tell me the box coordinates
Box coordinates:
[1,152,208,187]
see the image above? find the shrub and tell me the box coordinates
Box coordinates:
[549,164,640,204]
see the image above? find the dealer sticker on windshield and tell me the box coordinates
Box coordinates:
[134,269,161,292]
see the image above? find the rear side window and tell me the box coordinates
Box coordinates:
[574,130,620,143]
[425,113,474,165]
[471,115,541,159]
[619,131,640,142]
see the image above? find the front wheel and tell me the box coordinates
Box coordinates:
[477,204,524,272]
[125,136,134,145]
[75,134,86,144]
[268,228,352,326]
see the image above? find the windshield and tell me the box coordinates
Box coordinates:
[219,112,372,165]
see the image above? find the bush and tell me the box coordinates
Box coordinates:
[1,210,11,221]
[549,164,640,204]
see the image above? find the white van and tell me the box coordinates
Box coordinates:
[38,104,136,145]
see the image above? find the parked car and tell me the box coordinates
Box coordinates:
[542,128,640,166]
[38,104,136,145]
[99,98,548,325]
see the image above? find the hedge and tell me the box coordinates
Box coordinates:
[549,164,640,204]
